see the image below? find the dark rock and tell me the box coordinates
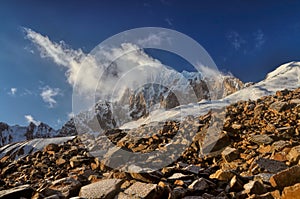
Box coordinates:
[0,184,34,199]
[243,180,267,195]
[229,175,244,192]
[49,177,81,198]
[188,178,211,191]
[256,158,288,173]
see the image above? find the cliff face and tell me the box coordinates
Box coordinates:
[62,71,244,135]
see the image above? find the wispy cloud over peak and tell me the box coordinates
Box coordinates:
[24,27,172,105]
[24,115,40,125]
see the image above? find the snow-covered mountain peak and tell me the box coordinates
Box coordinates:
[0,122,59,146]
[120,61,300,129]
[265,61,300,80]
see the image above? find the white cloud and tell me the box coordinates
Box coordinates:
[40,86,60,108]
[24,115,40,125]
[254,29,265,49]
[24,27,168,101]
[9,88,17,96]
[165,18,173,26]
[137,32,167,46]
[226,31,246,50]
[67,112,75,119]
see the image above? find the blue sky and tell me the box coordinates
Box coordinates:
[1,0,300,128]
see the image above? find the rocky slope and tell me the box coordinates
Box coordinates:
[1,88,300,198]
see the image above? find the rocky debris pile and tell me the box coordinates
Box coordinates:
[1,88,300,198]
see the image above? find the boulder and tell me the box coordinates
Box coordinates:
[0,184,34,199]
[256,158,288,173]
[49,177,81,198]
[209,169,234,182]
[122,182,162,199]
[221,147,239,162]
[270,165,300,189]
[250,135,273,145]
[243,180,267,195]
[269,101,288,112]
[188,178,211,191]
[287,145,300,164]
[79,179,123,199]
[282,183,300,199]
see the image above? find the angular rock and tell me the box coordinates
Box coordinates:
[209,169,234,182]
[188,178,210,191]
[170,187,187,199]
[0,184,34,199]
[243,180,267,195]
[44,143,59,152]
[123,181,162,199]
[56,158,66,166]
[115,192,138,199]
[79,178,123,199]
[168,173,191,180]
[130,172,159,183]
[229,175,244,192]
[254,173,273,183]
[221,147,239,162]
[49,177,81,198]
[256,158,288,173]
[269,101,288,112]
[183,165,204,175]
[270,165,300,189]
[272,140,290,151]
[287,145,300,164]
[282,183,300,199]
[250,135,273,145]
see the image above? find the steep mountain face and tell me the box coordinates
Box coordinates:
[66,70,244,134]
[0,122,58,146]
[121,61,300,129]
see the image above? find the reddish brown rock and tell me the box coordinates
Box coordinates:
[282,183,300,199]
[287,145,300,164]
[270,165,300,189]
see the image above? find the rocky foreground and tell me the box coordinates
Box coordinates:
[1,88,300,198]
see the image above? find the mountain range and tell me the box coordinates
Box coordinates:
[0,61,299,147]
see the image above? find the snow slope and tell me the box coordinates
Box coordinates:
[120,61,300,129]
[0,136,75,160]
[0,122,59,146]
